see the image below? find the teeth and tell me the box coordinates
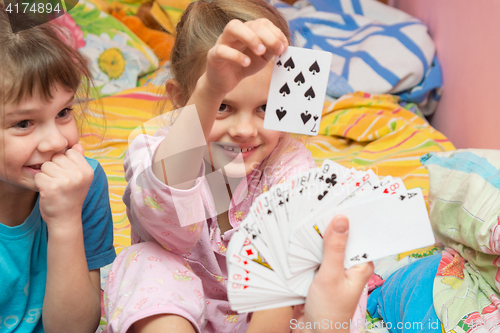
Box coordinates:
[219,145,258,153]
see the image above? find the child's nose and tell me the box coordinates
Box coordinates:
[38,126,68,154]
[229,113,258,139]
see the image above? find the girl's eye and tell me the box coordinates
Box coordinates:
[258,104,267,112]
[14,120,32,129]
[218,104,229,113]
[57,108,73,118]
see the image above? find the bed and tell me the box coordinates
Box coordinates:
[60,0,462,330]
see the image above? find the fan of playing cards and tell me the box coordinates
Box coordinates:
[227,160,436,313]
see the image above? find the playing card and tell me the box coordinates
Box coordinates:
[264,46,333,136]
[318,187,435,268]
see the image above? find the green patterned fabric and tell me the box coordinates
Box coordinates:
[422,150,500,333]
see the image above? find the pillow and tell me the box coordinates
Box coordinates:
[421,150,500,332]
[275,0,442,115]
[68,0,159,97]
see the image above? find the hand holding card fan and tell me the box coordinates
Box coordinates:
[227,160,436,313]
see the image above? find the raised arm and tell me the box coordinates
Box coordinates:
[152,18,288,189]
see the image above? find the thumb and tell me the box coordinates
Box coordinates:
[71,143,84,155]
[345,261,375,288]
[317,215,349,280]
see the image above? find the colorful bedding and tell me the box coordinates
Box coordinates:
[367,150,500,333]
[423,150,500,333]
[275,0,442,116]
[81,83,167,255]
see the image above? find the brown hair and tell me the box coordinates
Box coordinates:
[170,0,292,105]
[167,0,301,170]
[0,5,93,133]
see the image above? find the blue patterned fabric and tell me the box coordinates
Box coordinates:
[367,254,442,333]
[275,0,442,114]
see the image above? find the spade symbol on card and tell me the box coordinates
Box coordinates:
[362,253,368,259]
[313,115,318,121]
[301,111,312,124]
[276,59,282,67]
[276,107,287,121]
[304,87,315,100]
[267,209,272,215]
[317,190,328,201]
[284,57,295,71]
[279,83,291,96]
[294,72,305,86]
[309,60,320,75]
[400,195,406,201]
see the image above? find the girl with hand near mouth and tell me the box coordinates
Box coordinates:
[0,6,115,332]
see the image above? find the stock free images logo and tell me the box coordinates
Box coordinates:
[5,0,79,32]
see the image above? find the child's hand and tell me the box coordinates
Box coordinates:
[35,144,94,230]
[203,18,288,96]
[296,215,374,333]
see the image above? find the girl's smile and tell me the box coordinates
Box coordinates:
[216,143,261,158]
[0,83,79,193]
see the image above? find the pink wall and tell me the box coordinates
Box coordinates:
[393,0,500,149]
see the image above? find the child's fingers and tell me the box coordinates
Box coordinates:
[346,261,374,288]
[219,19,269,56]
[38,160,61,179]
[66,145,90,167]
[209,44,251,68]
[34,171,53,191]
[248,24,285,62]
[71,143,84,155]
[316,215,350,283]
[248,18,288,55]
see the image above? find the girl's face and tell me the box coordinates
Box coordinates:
[0,83,79,193]
[207,61,281,176]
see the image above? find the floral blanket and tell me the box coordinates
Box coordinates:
[421,150,500,333]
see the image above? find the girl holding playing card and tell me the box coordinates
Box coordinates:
[104,0,373,332]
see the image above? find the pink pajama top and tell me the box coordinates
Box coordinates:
[124,133,316,255]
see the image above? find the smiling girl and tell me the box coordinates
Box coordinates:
[104,1,370,332]
[0,7,115,332]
